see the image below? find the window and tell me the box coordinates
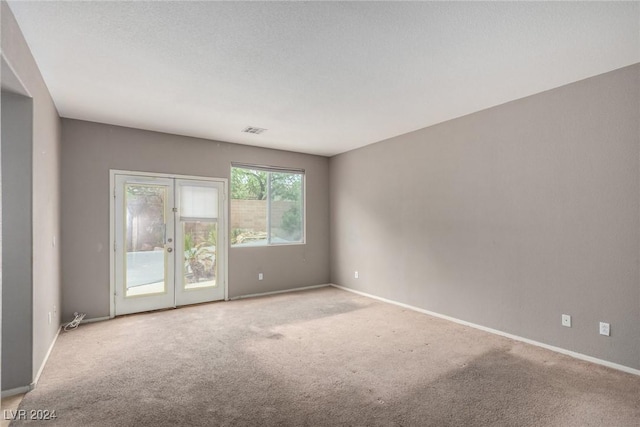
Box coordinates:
[231,164,304,246]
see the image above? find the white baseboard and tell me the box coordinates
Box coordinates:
[230,284,330,301]
[331,284,640,377]
[3,325,63,397]
[32,326,62,387]
[1,384,32,398]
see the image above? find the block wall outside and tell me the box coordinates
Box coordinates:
[230,200,296,231]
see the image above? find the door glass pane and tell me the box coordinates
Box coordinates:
[124,184,167,297]
[183,222,217,290]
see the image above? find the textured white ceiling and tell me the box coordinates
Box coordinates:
[7,1,640,156]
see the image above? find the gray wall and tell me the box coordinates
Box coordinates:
[1,0,62,392]
[330,63,640,370]
[60,119,330,320]
[1,91,33,390]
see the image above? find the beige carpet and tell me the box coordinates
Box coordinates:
[11,287,640,426]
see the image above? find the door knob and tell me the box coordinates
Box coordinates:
[167,248,173,253]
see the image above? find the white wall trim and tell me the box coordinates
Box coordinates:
[1,385,33,399]
[331,284,640,377]
[31,326,61,387]
[230,284,329,301]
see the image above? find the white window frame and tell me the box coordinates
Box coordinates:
[230,163,306,247]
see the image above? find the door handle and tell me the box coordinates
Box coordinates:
[167,248,173,253]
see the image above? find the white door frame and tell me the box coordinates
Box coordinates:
[109,169,229,318]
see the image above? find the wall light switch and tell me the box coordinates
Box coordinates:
[599,322,610,336]
[258,273,263,281]
[561,314,571,327]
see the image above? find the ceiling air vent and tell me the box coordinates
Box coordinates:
[242,126,267,135]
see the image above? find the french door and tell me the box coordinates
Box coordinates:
[112,172,227,316]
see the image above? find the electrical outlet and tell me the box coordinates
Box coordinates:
[354,271,359,279]
[561,314,571,327]
[599,322,610,336]
[258,273,263,281]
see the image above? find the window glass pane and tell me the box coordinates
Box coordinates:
[270,172,303,243]
[180,185,218,219]
[231,166,304,246]
[231,168,268,245]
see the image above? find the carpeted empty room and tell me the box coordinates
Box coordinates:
[4,3,640,426]
[12,287,639,426]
